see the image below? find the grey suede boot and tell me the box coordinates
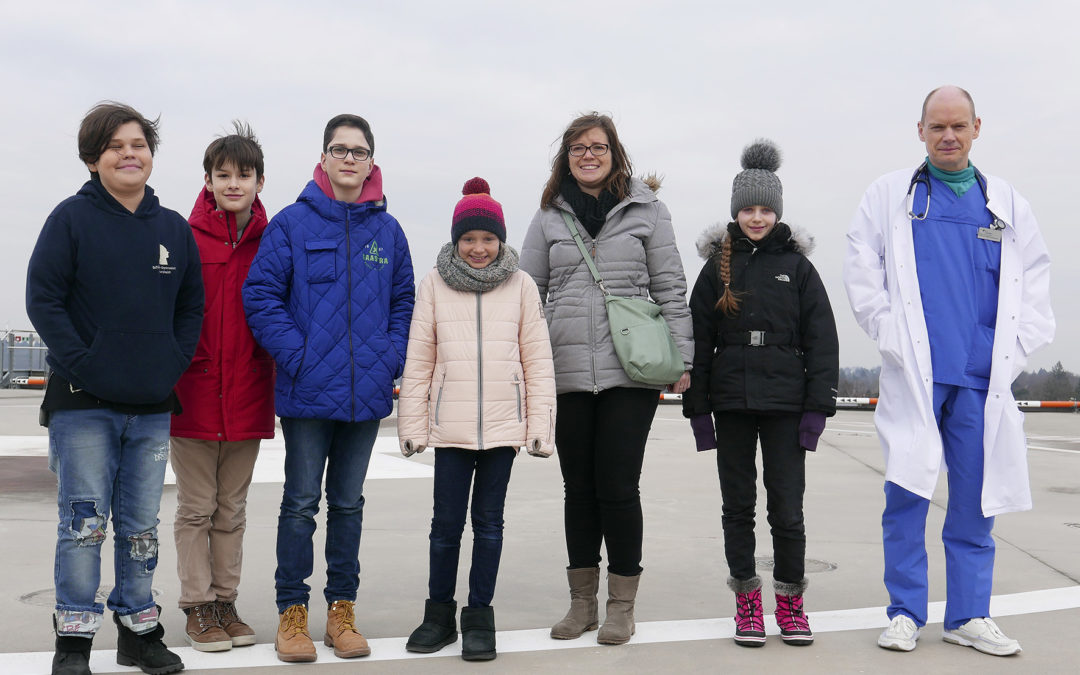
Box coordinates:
[597,572,640,645]
[550,567,600,639]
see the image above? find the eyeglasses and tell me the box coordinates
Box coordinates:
[568,143,609,157]
[326,145,372,161]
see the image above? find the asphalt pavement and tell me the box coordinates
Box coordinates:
[1,388,1078,674]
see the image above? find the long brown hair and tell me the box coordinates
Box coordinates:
[540,112,633,208]
[714,237,743,316]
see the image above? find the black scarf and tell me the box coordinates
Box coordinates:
[560,175,620,238]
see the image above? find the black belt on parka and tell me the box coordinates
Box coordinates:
[721,331,797,347]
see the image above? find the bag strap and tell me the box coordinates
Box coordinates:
[560,211,609,295]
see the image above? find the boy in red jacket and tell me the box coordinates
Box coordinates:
[170,122,275,652]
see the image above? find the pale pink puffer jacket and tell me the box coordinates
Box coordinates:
[397,268,556,456]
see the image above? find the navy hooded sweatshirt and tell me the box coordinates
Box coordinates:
[26,177,204,406]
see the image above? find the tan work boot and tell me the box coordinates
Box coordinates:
[275,604,317,663]
[325,600,371,658]
[216,600,256,647]
[551,567,600,639]
[597,572,640,645]
[184,602,232,652]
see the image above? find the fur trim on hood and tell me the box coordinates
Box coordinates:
[640,173,662,193]
[695,221,816,260]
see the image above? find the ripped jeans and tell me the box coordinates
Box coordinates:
[48,409,171,636]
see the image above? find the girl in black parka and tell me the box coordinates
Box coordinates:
[682,140,839,648]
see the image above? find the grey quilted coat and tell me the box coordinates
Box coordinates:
[520,178,693,395]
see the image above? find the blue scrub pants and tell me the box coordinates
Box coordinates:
[882,384,995,630]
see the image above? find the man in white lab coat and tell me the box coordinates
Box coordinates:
[843,85,1054,657]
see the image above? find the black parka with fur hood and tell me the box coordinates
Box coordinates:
[681,221,839,417]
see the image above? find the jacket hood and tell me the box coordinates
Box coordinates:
[297,175,388,223]
[695,221,816,259]
[188,186,268,240]
[313,163,385,204]
[79,176,161,218]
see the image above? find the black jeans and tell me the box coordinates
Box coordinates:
[428,446,515,608]
[555,387,659,576]
[713,411,805,583]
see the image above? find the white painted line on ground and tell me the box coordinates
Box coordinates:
[1028,445,1080,455]
[4,586,1079,673]
[0,436,434,481]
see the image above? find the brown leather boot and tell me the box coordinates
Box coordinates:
[184,602,232,652]
[550,567,600,639]
[216,600,256,647]
[597,572,640,645]
[275,604,317,663]
[324,600,371,658]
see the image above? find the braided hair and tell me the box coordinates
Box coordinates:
[714,237,742,316]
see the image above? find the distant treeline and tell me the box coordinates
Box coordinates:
[838,362,1080,401]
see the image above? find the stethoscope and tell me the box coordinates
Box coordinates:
[905,161,1007,230]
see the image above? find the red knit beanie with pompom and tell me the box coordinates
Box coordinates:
[451,177,506,243]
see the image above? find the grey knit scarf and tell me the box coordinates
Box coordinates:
[436,241,519,293]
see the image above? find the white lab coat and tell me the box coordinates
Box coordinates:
[844,166,1054,516]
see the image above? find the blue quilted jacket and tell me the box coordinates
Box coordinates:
[243,178,414,422]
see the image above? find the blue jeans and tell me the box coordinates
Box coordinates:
[883,384,994,630]
[48,409,171,636]
[429,447,515,608]
[275,417,378,612]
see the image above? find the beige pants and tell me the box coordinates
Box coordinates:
[170,437,260,608]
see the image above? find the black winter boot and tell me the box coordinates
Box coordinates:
[406,599,458,653]
[52,616,92,675]
[114,609,184,674]
[460,606,496,661]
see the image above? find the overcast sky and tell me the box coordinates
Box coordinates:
[2,1,1076,371]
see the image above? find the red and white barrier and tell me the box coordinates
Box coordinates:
[837,397,1078,411]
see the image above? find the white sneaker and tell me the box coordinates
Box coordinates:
[943,617,1022,656]
[877,614,920,651]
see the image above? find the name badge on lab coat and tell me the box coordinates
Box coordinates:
[977,227,1002,242]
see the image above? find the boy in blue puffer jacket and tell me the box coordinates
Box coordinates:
[243,114,415,663]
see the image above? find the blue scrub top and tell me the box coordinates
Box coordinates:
[911,174,1001,390]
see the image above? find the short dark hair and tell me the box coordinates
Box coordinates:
[921,85,977,122]
[78,101,160,166]
[203,121,265,178]
[541,112,633,209]
[322,114,374,155]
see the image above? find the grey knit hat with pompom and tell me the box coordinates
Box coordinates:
[730,139,783,221]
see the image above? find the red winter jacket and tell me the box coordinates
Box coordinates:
[171,188,276,440]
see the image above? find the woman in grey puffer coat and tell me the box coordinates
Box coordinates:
[520,112,692,646]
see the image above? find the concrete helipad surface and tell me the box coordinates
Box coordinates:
[0,388,1077,674]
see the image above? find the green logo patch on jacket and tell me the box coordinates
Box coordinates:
[363,239,389,270]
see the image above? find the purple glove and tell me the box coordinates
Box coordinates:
[690,414,717,452]
[799,411,827,451]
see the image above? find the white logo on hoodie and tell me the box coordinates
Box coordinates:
[154,244,176,274]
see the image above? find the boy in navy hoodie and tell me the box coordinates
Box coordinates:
[244,113,414,663]
[27,102,202,675]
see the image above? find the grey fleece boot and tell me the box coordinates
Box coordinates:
[597,572,640,645]
[550,567,600,639]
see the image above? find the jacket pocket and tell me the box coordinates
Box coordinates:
[875,311,904,367]
[512,373,523,423]
[75,328,188,404]
[305,240,338,283]
[431,365,446,427]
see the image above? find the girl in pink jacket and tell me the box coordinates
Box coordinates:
[397,178,556,661]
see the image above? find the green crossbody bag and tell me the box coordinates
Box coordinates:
[560,211,684,386]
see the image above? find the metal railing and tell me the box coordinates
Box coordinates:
[1,329,48,389]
